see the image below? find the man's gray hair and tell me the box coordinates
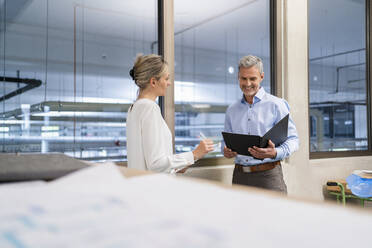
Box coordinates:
[238,55,264,74]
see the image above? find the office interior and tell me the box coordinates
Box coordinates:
[0,0,371,201]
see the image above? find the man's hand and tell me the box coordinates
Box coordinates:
[248,140,277,159]
[223,146,238,158]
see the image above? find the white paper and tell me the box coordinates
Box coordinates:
[0,165,372,248]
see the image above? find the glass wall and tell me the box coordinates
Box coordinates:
[174,0,271,157]
[0,0,157,161]
[309,0,367,152]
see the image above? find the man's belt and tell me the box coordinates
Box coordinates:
[235,161,281,173]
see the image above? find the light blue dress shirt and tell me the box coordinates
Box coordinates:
[223,87,299,166]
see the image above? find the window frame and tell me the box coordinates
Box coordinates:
[308,0,372,159]
[160,0,277,166]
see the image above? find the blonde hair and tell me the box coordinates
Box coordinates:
[130,54,168,89]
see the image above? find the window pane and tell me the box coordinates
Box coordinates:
[174,0,271,157]
[0,0,157,161]
[309,0,367,152]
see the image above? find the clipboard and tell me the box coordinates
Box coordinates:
[222,114,289,157]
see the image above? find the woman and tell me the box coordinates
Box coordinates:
[126,54,214,173]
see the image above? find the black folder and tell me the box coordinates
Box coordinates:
[222,114,289,157]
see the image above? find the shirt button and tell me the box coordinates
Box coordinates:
[248,132,250,134]
[248,118,251,121]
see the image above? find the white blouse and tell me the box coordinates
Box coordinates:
[126,98,194,173]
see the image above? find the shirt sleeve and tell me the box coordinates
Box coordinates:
[274,100,300,160]
[141,104,194,173]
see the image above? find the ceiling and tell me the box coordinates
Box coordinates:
[0,0,367,107]
[0,0,365,61]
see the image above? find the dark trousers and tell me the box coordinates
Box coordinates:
[232,165,287,194]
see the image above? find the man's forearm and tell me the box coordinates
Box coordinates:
[275,137,299,160]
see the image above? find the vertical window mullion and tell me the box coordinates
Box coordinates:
[159,0,175,151]
[158,0,165,116]
[366,0,372,151]
[270,0,277,96]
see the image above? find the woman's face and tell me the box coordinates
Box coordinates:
[155,67,171,96]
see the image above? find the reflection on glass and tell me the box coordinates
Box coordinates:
[309,0,367,152]
[174,0,271,157]
[0,0,157,161]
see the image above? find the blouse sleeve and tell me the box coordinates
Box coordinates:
[141,104,194,173]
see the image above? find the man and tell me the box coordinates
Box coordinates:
[223,55,299,193]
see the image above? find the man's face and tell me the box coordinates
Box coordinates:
[239,66,264,99]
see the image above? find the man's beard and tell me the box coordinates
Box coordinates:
[242,86,258,96]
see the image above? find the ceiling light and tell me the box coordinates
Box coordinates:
[176,81,195,87]
[0,127,9,132]
[191,104,211,109]
[32,111,126,118]
[41,126,59,131]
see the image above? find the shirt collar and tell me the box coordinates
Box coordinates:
[240,87,266,104]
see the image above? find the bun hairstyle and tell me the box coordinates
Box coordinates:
[129,54,168,89]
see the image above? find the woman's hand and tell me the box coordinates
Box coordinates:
[192,139,215,160]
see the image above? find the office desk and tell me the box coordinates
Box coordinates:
[2,159,372,247]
